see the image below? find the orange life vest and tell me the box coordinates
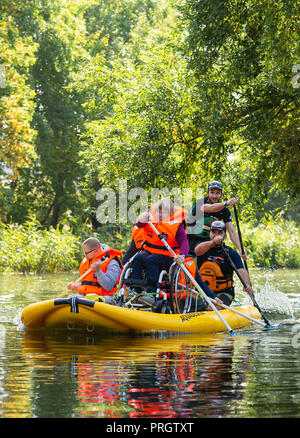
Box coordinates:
[173,205,188,222]
[149,204,188,224]
[78,248,123,296]
[199,258,233,292]
[131,204,188,255]
[184,257,197,278]
[143,213,184,257]
[131,226,145,250]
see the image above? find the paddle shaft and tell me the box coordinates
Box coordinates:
[211,297,266,327]
[233,204,248,271]
[232,205,274,327]
[147,221,235,334]
[220,245,272,327]
[59,267,93,298]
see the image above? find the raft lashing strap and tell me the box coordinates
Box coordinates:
[54,295,96,313]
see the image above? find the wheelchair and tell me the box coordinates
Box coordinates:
[114,252,198,314]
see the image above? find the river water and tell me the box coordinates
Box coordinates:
[0,269,299,420]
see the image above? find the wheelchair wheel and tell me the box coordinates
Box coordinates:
[169,264,193,314]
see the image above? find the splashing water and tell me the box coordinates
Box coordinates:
[239,278,294,318]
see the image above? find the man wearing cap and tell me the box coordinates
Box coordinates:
[195,221,252,306]
[187,180,245,268]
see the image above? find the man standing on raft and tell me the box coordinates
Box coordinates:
[187,180,246,268]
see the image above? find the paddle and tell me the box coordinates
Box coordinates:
[233,204,249,271]
[210,297,267,328]
[59,267,93,298]
[233,205,275,327]
[147,221,236,335]
[220,244,274,328]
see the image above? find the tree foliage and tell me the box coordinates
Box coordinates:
[0,1,38,221]
[179,0,300,201]
[0,0,299,229]
[79,17,200,190]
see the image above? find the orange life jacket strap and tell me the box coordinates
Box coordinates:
[81,280,101,288]
[144,241,180,252]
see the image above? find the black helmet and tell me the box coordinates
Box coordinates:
[210,220,226,232]
[208,181,223,191]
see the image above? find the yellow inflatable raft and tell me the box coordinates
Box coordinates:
[21,295,261,334]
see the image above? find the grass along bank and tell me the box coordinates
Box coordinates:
[0,217,299,274]
[241,219,300,269]
[0,218,80,274]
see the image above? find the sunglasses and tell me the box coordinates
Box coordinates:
[84,248,96,255]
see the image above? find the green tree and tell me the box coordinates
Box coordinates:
[0,0,37,221]
[0,0,89,226]
[31,0,158,227]
[77,1,201,194]
[31,1,89,227]
[179,0,299,204]
[71,0,180,224]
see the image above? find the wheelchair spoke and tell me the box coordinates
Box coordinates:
[170,264,193,314]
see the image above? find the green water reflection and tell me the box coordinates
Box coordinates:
[0,270,299,418]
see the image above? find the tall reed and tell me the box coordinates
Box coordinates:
[0,217,80,273]
[240,220,300,269]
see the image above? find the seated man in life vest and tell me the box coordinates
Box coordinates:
[122,202,188,265]
[195,221,252,307]
[128,198,188,304]
[67,237,123,302]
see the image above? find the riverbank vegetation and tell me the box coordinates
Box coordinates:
[0,218,79,273]
[1,0,299,273]
[0,217,299,273]
[242,218,300,269]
